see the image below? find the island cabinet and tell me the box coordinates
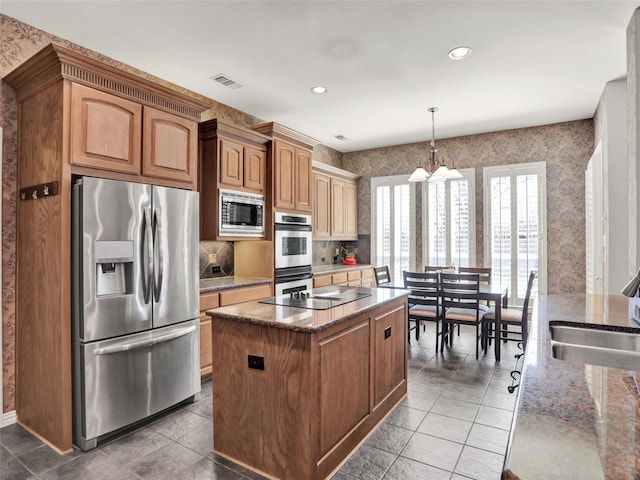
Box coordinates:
[209,292,408,480]
[4,43,209,454]
[251,122,318,215]
[312,162,360,240]
[198,119,270,240]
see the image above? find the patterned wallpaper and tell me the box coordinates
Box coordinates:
[342,120,595,295]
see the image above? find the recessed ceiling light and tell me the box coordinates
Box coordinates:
[448,46,472,60]
[311,86,327,94]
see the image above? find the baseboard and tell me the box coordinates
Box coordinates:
[1,410,17,428]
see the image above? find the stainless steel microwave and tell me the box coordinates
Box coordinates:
[219,188,265,237]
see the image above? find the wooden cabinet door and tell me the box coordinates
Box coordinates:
[274,140,296,209]
[70,83,142,174]
[345,180,358,240]
[295,147,312,212]
[244,145,266,192]
[199,292,220,379]
[313,173,331,239]
[318,321,370,457]
[142,106,197,185]
[373,304,406,406]
[200,315,212,378]
[219,138,244,187]
[331,178,346,238]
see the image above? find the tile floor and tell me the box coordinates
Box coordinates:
[0,324,522,480]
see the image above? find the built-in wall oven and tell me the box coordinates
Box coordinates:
[274,212,313,296]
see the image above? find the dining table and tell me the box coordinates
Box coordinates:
[377,279,509,361]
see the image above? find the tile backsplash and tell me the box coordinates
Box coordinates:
[312,235,371,266]
[199,241,234,278]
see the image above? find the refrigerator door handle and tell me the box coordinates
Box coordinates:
[93,325,197,355]
[142,207,153,304]
[153,207,164,303]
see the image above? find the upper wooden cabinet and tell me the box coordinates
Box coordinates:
[70,83,142,174]
[198,119,270,240]
[251,122,318,215]
[70,83,198,186]
[313,172,331,239]
[142,106,197,184]
[312,162,361,240]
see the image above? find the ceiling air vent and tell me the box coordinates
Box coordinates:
[210,74,242,90]
[334,134,349,141]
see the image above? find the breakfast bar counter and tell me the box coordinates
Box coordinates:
[504,294,639,479]
[207,286,409,480]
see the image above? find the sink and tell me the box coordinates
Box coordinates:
[549,321,640,371]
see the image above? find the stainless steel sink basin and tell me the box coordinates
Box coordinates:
[549,321,640,370]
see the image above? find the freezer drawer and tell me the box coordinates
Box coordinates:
[74,319,200,450]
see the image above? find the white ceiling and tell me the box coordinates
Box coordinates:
[2,1,638,152]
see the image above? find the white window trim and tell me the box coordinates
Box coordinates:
[370,175,416,273]
[421,168,476,268]
[483,161,547,297]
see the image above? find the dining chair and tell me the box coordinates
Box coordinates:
[458,267,491,284]
[403,271,443,351]
[459,266,493,314]
[440,272,485,359]
[483,270,536,348]
[374,265,391,286]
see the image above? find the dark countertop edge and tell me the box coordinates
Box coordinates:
[199,276,272,293]
[312,264,373,275]
[206,290,409,333]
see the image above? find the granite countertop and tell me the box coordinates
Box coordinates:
[505,293,639,479]
[205,285,408,333]
[199,276,272,293]
[312,264,373,274]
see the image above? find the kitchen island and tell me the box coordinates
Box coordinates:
[207,286,409,480]
[504,294,639,479]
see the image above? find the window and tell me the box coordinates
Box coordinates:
[484,162,546,305]
[422,168,476,269]
[371,175,416,282]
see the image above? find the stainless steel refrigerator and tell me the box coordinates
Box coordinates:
[72,176,200,451]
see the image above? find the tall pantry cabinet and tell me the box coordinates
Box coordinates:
[4,44,209,453]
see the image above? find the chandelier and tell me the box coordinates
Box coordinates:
[408,107,463,182]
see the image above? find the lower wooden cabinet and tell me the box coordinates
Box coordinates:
[199,292,220,379]
[199,282,272,379]
[313,267,375,289]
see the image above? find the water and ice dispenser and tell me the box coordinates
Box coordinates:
[94,240,134,296]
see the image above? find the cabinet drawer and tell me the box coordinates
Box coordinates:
[219,284,272,306]
[200,292,220,311]
[361,268,373,280]
[314,275,333,288]
[332,272,348,284]
[347,271,362,281]
[346,280,362,287]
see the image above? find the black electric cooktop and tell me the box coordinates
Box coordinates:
[259,290,371,310]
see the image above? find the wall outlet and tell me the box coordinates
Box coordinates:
[320,257,325,262]
[248,355,264,370]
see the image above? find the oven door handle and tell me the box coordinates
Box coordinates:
[274,272,314,284]
[274,223,312,232]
